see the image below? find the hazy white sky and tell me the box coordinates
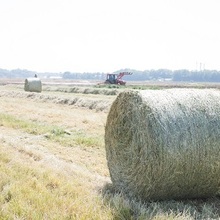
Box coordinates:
[0,0,220,73]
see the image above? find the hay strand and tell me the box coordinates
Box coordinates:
[24,78,42,93]
[105,89,220,201]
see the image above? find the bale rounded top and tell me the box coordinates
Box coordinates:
[105,89,220,201]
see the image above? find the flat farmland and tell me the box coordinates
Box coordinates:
[0,80,220,219]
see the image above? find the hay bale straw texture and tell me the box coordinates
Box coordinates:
[24,78,42,93]
[105,89,220,201]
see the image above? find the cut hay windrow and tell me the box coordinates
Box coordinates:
[105,89,220,201]
[24,78,42,93]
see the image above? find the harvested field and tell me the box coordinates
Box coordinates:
[0,82,220,219]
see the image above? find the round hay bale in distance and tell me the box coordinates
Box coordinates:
[105,89,220,201]
[24,78,42,93]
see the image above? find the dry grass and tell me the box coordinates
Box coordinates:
[44,85,120,96]
[0,145,112,220]
[0,90,113,112]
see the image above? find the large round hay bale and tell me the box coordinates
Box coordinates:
[105,89,220,201]
[24,78,42,93]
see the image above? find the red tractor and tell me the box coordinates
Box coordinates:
[105,72,132,85]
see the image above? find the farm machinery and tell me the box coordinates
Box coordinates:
[104,72,132,85]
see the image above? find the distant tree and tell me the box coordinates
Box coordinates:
[173,69,220,82]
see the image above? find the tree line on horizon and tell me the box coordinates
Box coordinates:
[63,69,220,82]
[1,68,220,82]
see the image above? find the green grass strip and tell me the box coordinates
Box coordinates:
[0,113,103,148]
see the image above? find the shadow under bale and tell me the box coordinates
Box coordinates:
[102,183,220,219]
